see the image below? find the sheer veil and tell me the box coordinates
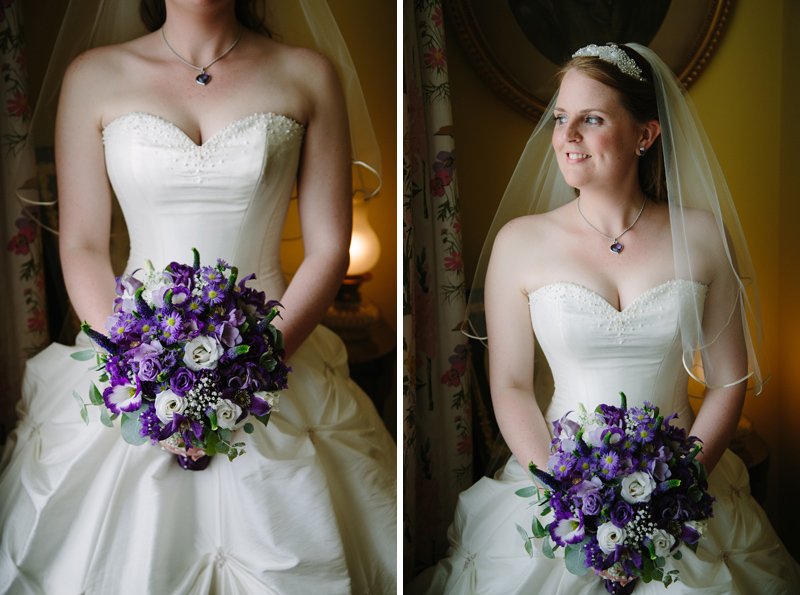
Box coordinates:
[24,0,382,200]
[463,43,766,397]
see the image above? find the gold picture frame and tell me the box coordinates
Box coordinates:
[445,0,734,121]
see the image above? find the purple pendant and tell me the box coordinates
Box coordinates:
[610,242,623,254]
[196,72,211,85]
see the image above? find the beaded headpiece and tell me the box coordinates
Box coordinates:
[572,43,647,82]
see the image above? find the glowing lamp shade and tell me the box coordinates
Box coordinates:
[347,199,381,276]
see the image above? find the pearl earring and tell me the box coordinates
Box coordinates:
[638,147,646,157]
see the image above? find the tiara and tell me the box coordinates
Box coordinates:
[571,43,647,82]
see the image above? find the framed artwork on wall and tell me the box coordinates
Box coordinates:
[445,0,734,121]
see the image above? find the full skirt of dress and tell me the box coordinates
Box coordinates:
[0,325,397,595]
[411,451,800,595]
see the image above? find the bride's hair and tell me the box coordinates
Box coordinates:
[139,0,272,37]
[557,44,667,202]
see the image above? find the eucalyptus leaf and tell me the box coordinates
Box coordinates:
[564,545,590,576]
[686,541,698,554]
[243,423,254,434]
[89,382,104,406]
[672,549,682,560]
[216,441,229,454]
[120,413,148,446]
[652,568,664,581]
[654,556,666,568]
[515,523,529,544]
[99,406,114,428]
[72,390,85,408]
[542,536,555,559]
[531,517,546,539]
[79,406,89,425]
[70,349,96,361]
[99,373,109,383]
[219,429,232,441]
[515,486,538,498]
[524,538,533,558]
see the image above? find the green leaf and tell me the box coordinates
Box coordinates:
[540,506,552,516]
[685,541,698,554]
[216,441,229,454]
[208,410,218,430]
[243,423,254,434]
[99,406,114,428]
[654,556,666,568]
[542,536,555,559]
[515,523,529,544]
[70,349,96,361]
[89,382,104,406]
[652,567,664,582]
[72,390,85,408]
[564,545,590,576]
[273,328,285,351]
[120,413,148,446]
[524,538,533,558]
[531,516,546,539]
[205,431,219,456]
[254,413,271,426]
[79,406,89,425]
[515,486,538,498]
[219,428,232,441]
[99,373,109,383]
[672,549,682,560]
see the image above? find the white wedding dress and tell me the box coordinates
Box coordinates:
[0,112,397,595]
[413,280,800,594]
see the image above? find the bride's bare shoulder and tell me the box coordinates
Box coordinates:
[494,203,572,248]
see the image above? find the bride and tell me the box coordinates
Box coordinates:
[0,1,396,594]
[411,43,800,594]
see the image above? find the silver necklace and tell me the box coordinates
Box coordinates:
[161,25,242,86]
[577,196,647,254]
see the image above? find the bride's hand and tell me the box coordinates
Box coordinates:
[596,568,633,586]
[160,440,206,461]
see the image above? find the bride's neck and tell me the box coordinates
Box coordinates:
[576,190,648,233]
[161,8,240,66]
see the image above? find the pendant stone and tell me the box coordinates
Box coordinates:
[196,72,211,85]
[610,242,623,254]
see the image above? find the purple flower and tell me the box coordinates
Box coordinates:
[185,297,205,316]
[599,450,620,475]
[610,501,634,527]
[166,262,195,288]
[103,377,142,415]
[201,266,224,285]
[552,413,580,438]
[581,489,604,516]
[598,404,625,427]
[576,456,597,477]
[170,367,196,396]
[548,452,575,480]
[160,311,184,336]
[137,353,162,382]
[158,412,203,448]
[136,317,158,338]
[550,509,585,546]
[635,424,656,443]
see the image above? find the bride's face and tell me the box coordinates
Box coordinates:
[552,69,643,192]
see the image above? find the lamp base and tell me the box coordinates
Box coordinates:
[323,274,380,342]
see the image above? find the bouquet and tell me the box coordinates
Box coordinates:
[515,393,714,594]
[72,249,291,470]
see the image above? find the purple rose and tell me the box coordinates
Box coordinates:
[610,501,634,527]
[581,489,604,516]
[167,262,195,288]
[137,353,162,382]
[170,367,196,395]
[598,404,624,427]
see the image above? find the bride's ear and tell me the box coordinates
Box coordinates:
[638,120,661,152]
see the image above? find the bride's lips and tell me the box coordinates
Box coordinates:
[565,152,591,164]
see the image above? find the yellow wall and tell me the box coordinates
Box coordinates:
[24,1,397,333]
[448,0,798,554]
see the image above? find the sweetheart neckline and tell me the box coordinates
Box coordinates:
[102,111,305,148]
[528,279,708,314]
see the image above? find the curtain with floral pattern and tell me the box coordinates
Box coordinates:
[0,1,49,442]
[403,0,471,581]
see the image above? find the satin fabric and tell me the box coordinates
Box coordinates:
[0,112,397,595]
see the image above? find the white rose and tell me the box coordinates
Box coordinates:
[183,336,224,371]
[620,471,657,504]
[215,399,243,430]
[254,390,280,413]
[597,521,627,555]
[685,520,708,538]
[650,529,676,557]
[154,389,187,424]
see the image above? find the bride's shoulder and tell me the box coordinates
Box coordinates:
[62,34,156,94]
[494,205,571,247]
[255,36,339,88]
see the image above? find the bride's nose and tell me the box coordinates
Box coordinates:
[563,121,582,142]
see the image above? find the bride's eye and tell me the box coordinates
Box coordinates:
[585,115,602,125]
[553,114,567,124]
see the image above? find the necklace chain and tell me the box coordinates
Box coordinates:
[161,25,242,81]
[577,196,647,253]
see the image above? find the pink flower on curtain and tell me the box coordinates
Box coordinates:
[430,168,451,196]
[456,433,472,455]
[431,7,443,28]
[424,47,446,70]
[441,360,466,387]
[15,48,25,70]
[444,251,463,272]
[6,223,34,255]
[7,91,30,118]
[453,215,461,234]
[26,310,46,333]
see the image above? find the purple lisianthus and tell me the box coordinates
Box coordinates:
[582,489,604,516]
[103,377,142,415]
[552,412,580,438]
[550,509,585,546]
[610,501,634,527]
[166,262,195,288]
[137,353,162,382]
[169,367,196,396]
[598,404,625,427]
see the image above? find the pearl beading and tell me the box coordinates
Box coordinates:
[529,280,708,345]
[102,112,305,185]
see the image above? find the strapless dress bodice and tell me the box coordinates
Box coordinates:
[529,280,708,431]
[102,112,305,298]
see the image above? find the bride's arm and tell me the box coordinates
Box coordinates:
[274,51,352,359]
[56,50,118,333]
[687,222,748,475]
[485,220,553,473]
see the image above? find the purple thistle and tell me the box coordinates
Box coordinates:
[82,322,120,356]
[528,462,563,491]
[133,287,154,318]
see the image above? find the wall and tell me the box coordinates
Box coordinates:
[22,0,397,333]
[448,0,798,557]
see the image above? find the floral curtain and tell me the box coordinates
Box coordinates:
[0,1,49,443]
[403,0,471,581]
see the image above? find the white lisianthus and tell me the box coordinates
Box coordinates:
[154,389,187,424]
[183,336,224,371]
[254,390,280,412]
[684,520,708,537]
[140,260,172,308]
[215,399,243,430]
[620,471,657,504]
[650,529,676,557]
[597,522,627,554]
